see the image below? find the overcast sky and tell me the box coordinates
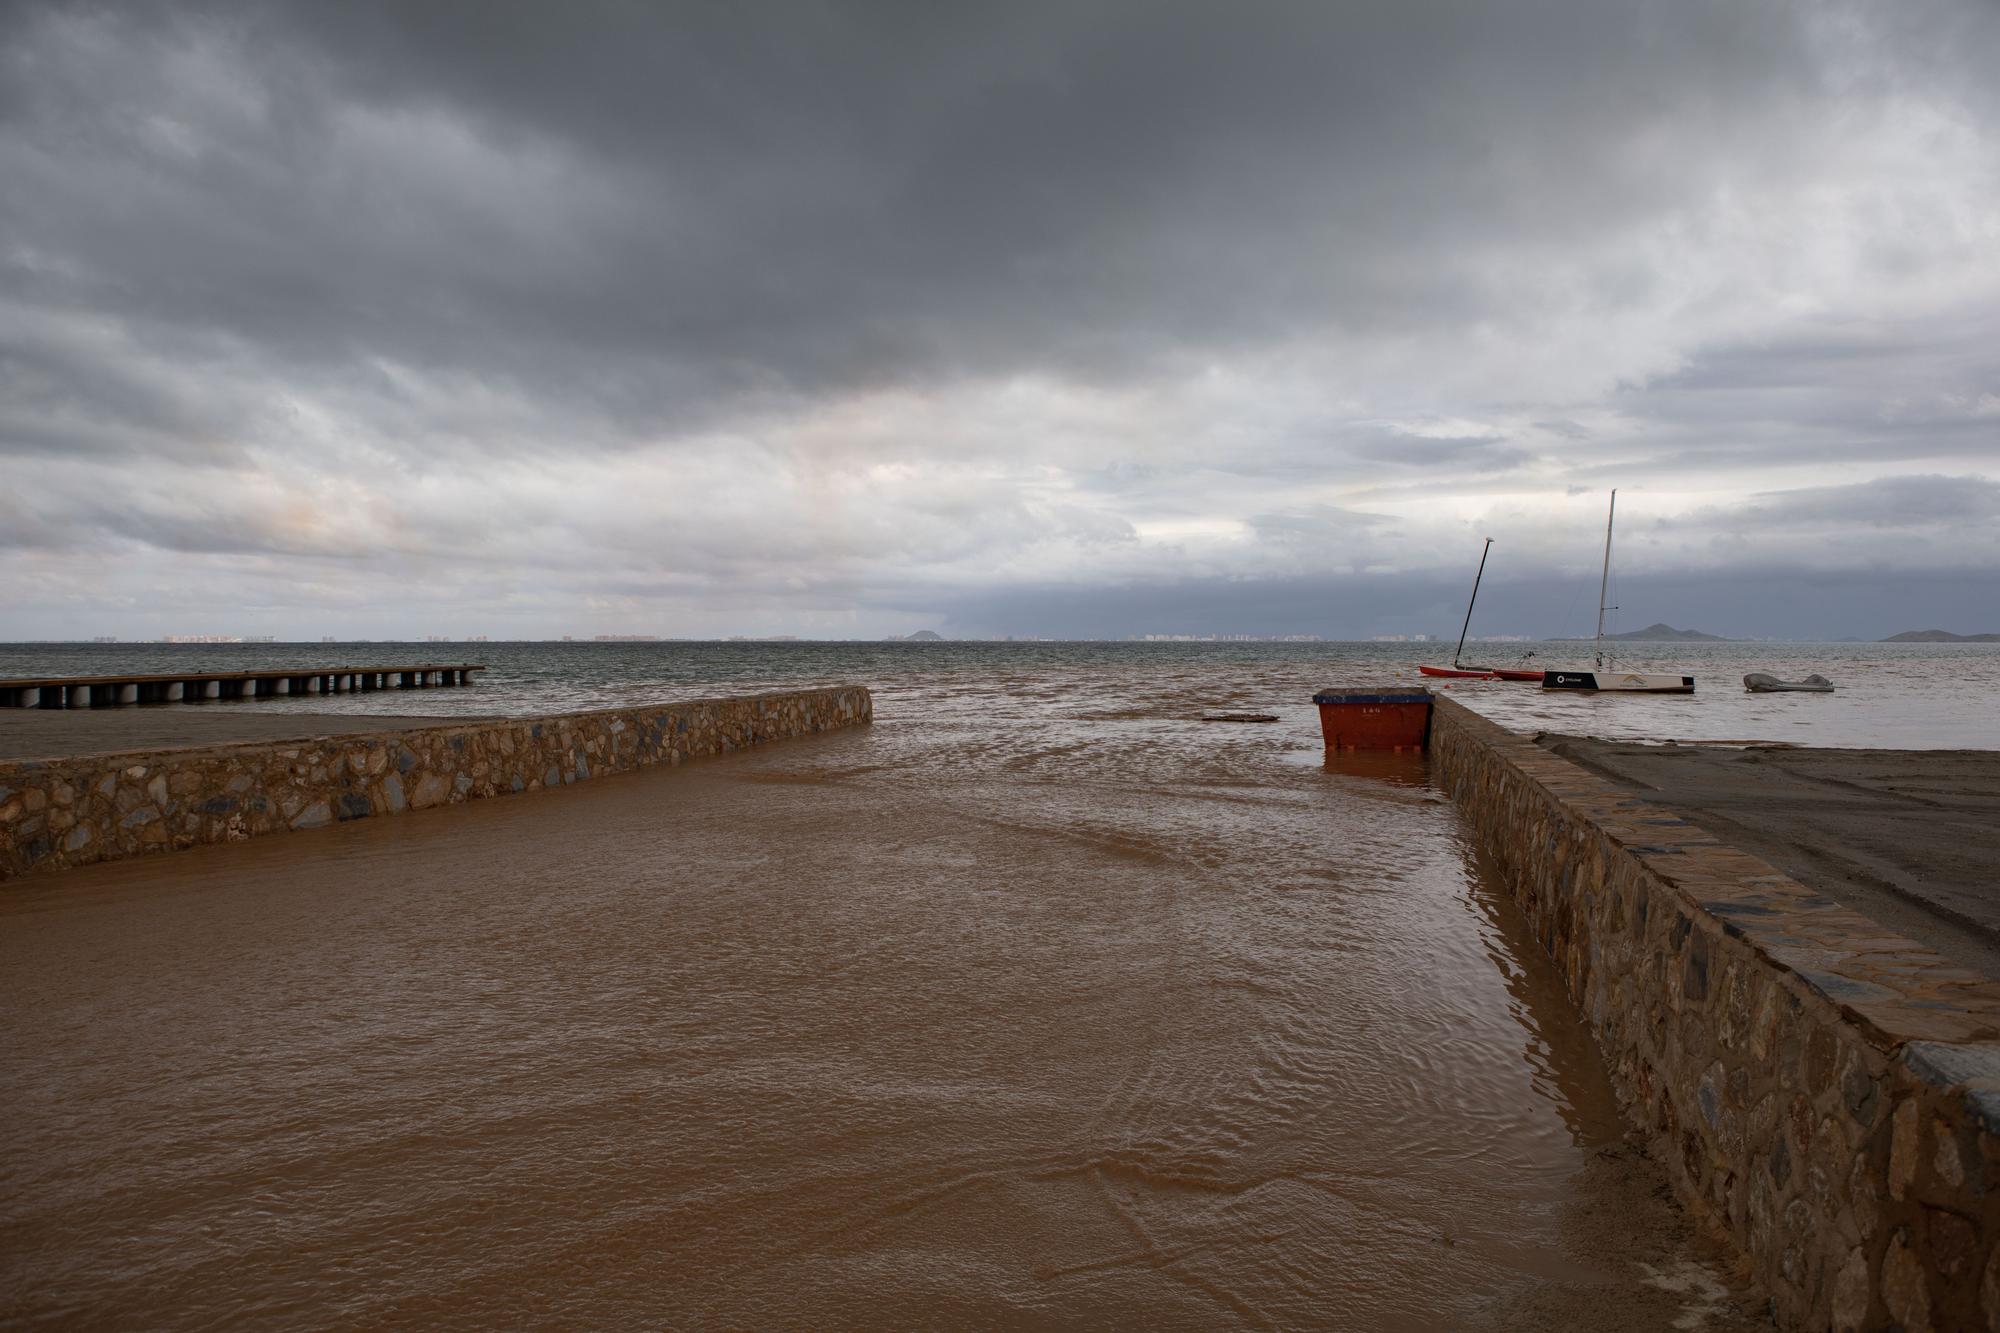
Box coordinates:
[4,0,1997,640]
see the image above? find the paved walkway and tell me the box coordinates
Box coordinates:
[0,710,445,761]
[1539,735,2000,979]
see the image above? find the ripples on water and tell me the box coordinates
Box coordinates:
[0,643,1888,1327]
[3,637,1993,748]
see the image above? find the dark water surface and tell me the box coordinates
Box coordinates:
[0,650,1804,1327]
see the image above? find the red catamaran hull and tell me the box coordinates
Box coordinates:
[1418,664,1542,681]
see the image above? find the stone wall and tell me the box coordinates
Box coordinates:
[0,686,872,882]
[1429,696,2000,1331]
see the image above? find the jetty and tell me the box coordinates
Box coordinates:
[0,664,484,709]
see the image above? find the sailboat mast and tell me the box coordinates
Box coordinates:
[1452,538,1492,669]
[1594,489,1617,671]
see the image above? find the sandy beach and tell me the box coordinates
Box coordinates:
[1538,734,2000,978]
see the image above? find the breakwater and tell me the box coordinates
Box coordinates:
[1429,695,2000,1331]
[0,686,872,881]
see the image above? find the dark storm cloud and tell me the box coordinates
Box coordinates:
[1,0,1838,413]
[0,315,257,462]
[3,0,1998,638]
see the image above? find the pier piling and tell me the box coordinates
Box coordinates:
[0,664,484,712]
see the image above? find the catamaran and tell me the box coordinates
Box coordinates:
[1419,538,1544,681]
[1541,490,1695,694]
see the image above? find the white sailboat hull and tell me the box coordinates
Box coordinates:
[1542,670,1695,694]
[1547,490,1697,695]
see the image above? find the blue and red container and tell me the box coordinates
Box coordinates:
[1312,688,1433,752]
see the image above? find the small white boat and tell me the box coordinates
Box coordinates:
[1541,490,1696,695]
[1743,673,1834,693]
[1546,669,1695,693]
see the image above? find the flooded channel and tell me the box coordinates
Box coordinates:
[0,666,1767,1329]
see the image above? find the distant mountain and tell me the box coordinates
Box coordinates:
[1881,629,2000,643]
[1601,623,1731,642]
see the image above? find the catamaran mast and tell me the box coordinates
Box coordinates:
[1594,489,1617,671]
[1452,538,1492,669]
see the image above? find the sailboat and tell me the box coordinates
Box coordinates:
[1419,539,1544,681]
[1541,490,1694,694]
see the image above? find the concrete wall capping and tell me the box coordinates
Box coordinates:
[0,685,873,882]
[1429,695,2000,1332]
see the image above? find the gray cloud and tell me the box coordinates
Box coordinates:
[1738,475,2000,530]
[2,0,1997,639]
[1245,507,1397,553]
[0,2,1872,398]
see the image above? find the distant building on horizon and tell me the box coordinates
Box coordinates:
[1134,633,1326,642]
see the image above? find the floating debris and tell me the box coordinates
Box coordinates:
[1200,713,1279,723]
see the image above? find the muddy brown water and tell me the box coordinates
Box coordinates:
[1,670,1768,1329]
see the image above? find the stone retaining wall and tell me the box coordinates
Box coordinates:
[1429,696,2000,1331]
[0,686,872,882]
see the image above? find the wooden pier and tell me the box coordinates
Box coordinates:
[0,664,484,709]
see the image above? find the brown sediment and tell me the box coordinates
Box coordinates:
[0,691,1769,1331]
[1536,734,2000,979]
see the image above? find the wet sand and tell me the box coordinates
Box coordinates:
[0,709,447,761]
[1539,735,2000,979]
[1,687,1767,1330]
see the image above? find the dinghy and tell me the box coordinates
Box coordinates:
[1743,673,1834,693]
[1541,490,1696,695]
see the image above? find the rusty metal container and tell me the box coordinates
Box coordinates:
[1311,688,1432,752]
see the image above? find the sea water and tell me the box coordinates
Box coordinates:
[2,637,1994,748]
